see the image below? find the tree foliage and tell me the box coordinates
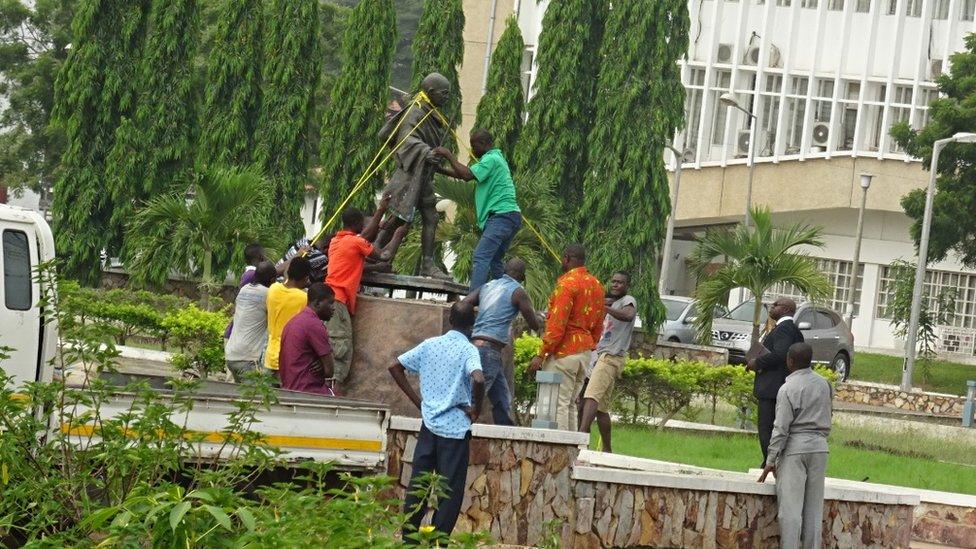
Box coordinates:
[255,0,321,240]
[513,0,606,232]
[50,0,150,285]
[891,33,976,266]
[0,0,73,202]
[409,0,464,123]
[318,0,396,218]
[473,16,525,162]
[124,167,276,307]
[581,0,689,330]
[106,0,200,252]
[197,0,264,168]
[689,206,832,346]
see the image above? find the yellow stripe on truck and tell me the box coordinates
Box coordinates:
[62,424,382,452]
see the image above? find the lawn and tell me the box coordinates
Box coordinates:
[851,352,976,395]
[601,424,976,496]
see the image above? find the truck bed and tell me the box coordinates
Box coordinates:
[61,373,390,471]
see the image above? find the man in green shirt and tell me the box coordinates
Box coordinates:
[433,128,522,290]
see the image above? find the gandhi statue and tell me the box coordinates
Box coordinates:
[374,72,451,279]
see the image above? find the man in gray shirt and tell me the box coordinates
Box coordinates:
[578,271,636,452]
[759,342,833,549]
[225,262,277,382]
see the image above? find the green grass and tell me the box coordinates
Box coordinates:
[851,352,976,395]
[602,424,976,495]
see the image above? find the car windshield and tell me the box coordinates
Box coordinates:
[724,300,768,323]
[662,299,688,321]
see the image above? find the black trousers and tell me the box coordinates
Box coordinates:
[758,397,777,463]
[403,424,470,541]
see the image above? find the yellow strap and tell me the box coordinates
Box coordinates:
[521,214,561,262]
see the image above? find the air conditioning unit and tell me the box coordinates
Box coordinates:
[811,121,831,147]
[737,129,752,155]
[930,59,944,79]
[681,148,696,163]
[743,44,782,67]
[716,43,734,64]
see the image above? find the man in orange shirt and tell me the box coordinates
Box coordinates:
[327,196,407,386]
[529,243,605,430]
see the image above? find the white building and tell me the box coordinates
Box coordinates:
[457,0,976,358]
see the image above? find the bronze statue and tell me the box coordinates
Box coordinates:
[374,73,451,279]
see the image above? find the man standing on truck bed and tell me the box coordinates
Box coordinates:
[265,257,312,378]
[279,283,337,396]
[388,302,485,540]
[225,262,277,382]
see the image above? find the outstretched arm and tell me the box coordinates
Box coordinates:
[432,147,475,181]
[513,287,541,333]
[606,304,636,322]
[360,193,391,243]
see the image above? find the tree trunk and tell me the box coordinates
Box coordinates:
[751,294,763,347]
[201,247,213,311]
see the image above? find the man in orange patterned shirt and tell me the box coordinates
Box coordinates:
[529,243,605,430]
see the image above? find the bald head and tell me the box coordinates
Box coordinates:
[421,72,451,108]
[562,243,586,272]
[769,297,797,320]
[505,257,526,282]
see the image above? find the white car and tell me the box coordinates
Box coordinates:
[657,296,728,344]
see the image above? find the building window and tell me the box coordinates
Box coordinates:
[856,0,872,12]
[710,71,732,148]
[829,0,846,10]
[888,85,912,153]
[877,267,976,329]
[769,259,864,315]
[777,0,793,6]
[802,0,819,7]
[963,0,976,20]
[891,0,923,16]
[520,47,535,101]
[3,230,31,311]
[932,0,950,19]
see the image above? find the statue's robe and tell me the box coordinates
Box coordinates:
[378,96,446,222]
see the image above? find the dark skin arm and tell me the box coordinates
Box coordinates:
[360,193,391,243]
[431,147,476,181]
[310,353,335,379]
[513,288,541,333]
[388,360,422,410]
[605,302,636,322]
[758,464,776,483]
[467,370,485,422]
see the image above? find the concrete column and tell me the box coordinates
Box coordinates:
[856,263,881,349]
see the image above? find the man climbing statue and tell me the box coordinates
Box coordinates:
[374,72,452,279]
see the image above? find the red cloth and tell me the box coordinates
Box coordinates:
[279,307,334,396]
[539,267,605,359]
[326,230,374,314]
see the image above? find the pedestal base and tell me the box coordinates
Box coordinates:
[361,272,468,301]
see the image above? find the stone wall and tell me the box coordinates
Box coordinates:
[387,418,918,548]
[630,329,729,365]
[913,502,976,548]
[835,380,965,416]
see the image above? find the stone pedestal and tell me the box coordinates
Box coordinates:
[342,295,450,417]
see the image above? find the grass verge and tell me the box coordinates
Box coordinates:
[850,352,976,396]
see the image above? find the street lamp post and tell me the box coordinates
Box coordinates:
[720,92,758,229]
[660,145,683,295]
[902,132,976,391]
[846,173,873,329]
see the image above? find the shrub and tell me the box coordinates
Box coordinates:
[161,304,230,379]
[512,336,542,426]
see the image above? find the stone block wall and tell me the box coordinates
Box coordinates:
[630,329,729,365]
[913,502,976,548]
[835,381,965,416]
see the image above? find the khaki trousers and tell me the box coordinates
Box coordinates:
[326,300,353,383]
[543,352,588,431]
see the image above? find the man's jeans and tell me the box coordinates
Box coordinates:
[470,211,522,291]
[477,345,514,426]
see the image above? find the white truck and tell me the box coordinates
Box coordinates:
[0,204,390,471]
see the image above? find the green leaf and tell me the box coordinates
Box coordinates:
[169,501,191,531]
[186,489,214,501]
[237,507,256,531]
[205,505,232,530]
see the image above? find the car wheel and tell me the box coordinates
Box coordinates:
[830,352,850,381]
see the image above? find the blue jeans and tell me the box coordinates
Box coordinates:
[470,211,522,291]
[477,345,514,426]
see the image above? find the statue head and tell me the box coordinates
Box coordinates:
[421,72,451,108]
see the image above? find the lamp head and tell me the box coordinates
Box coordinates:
[951,132,976,143]
[719,92,739,108]
[859,173,874,189]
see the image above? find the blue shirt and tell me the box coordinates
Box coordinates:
[398,330,482,439]
[472,275,522,344]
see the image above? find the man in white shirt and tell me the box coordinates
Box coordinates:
[224,262,276,381]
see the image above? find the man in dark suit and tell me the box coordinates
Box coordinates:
[747,297,804,462]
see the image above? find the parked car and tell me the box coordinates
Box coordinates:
[657,296,728,344]
[710,299,854,380]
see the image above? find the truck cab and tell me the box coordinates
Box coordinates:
[0,204,57,389]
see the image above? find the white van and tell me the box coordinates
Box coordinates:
[0,204,57,389]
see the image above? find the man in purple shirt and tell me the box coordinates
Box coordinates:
[279,283,337,396]
[225,243,267,339]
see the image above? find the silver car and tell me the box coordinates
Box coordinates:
[710,300,855,380]
[658,296,728,344]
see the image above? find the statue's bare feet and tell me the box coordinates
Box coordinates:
[419,259,452,280]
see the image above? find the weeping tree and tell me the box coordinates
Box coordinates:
[254,0,321,240]
[513,0,606,235]
[409,0,464,123]
[318,0,396,219]
[50,0,149,285]
[580,0,689,329]
[474,16,525,163]
[689,207,832,346]
[197,0,264,168]
[106,0,200,257]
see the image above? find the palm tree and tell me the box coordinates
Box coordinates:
[688,206,832,346]
[125,167,277,308]
[394,177,562,307]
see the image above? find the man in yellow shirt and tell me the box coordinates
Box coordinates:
[265,257,312,376]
